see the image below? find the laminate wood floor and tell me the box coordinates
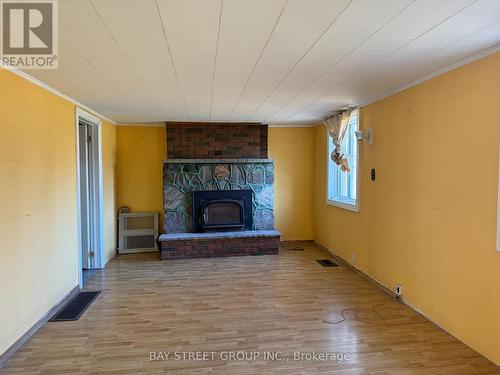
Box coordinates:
[2,242,499,374]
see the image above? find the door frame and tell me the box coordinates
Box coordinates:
[75,107,105,288]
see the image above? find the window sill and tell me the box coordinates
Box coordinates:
[326,199,360,213]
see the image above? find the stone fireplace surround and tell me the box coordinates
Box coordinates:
[159,123,280,259]
[163,159,275,233]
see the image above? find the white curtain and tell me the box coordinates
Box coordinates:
[324,109,352,173]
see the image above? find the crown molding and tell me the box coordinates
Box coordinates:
[268,123,318,128]
[116,122,318,128]
[1,63,117,125]
[115,122,166,127]
[360,44,500,108]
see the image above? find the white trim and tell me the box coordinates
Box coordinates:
[1,63,116,125]
[115,123,318,128]
[497,144,500,252]
[77,108,101,126]
[269,123,317,128]
[326,198,360,213]
[75,111,83,288]
[360,44,500,108]
[115,122,165,127]
[75,108,105,288]
[325,109,361,213]
[97,120,106,268]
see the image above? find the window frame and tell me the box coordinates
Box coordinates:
[325,109,361,213]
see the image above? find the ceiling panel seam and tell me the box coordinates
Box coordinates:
[284,0,479,122]
[258,0,420,122]
[243,0,356,122]
[78,51,152,121]
[227,0,290,121]
[209,0,224,121]
[88,0,170,120]
[155,0,191,120]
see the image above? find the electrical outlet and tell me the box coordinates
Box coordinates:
[351,253,356,262]
[395,285,403,297]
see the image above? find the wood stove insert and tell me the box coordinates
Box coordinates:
[192,190,253,232]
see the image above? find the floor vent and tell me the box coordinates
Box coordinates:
[316,259,339,267]
[49,291,101,322]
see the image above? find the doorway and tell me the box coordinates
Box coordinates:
[76,109,104,287]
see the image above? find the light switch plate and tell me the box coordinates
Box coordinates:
[367,128,374,145]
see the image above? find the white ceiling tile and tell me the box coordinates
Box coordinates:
[91,0,189,120]
[16,0,500,123]
[351,37,411,55]
[410,0,500,49]
[463,20,500,41]
[156,0,222,120]
[59,0,162,121]
[211,0,287,121]
[248,0,413,122]
[375,0,475,40]
[230,0,352,121]
[27,41,134,117]
[314,0,412,48]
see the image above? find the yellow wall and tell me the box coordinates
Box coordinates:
[314,52,500,365]
[116,125,166,229]
[2,51,499,365]
[269,127,315,240]
[0,69,116,356]
[116,125,315,240]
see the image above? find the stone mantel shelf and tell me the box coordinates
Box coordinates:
[164,159,273,164]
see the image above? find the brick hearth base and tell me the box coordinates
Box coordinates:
[159,230,280,259]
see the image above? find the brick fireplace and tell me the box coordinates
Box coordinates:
[159,122,280,259]
[166,122,268,159]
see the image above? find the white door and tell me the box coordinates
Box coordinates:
[78,119,101,270]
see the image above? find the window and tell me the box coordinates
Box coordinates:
[327,110,359,211]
